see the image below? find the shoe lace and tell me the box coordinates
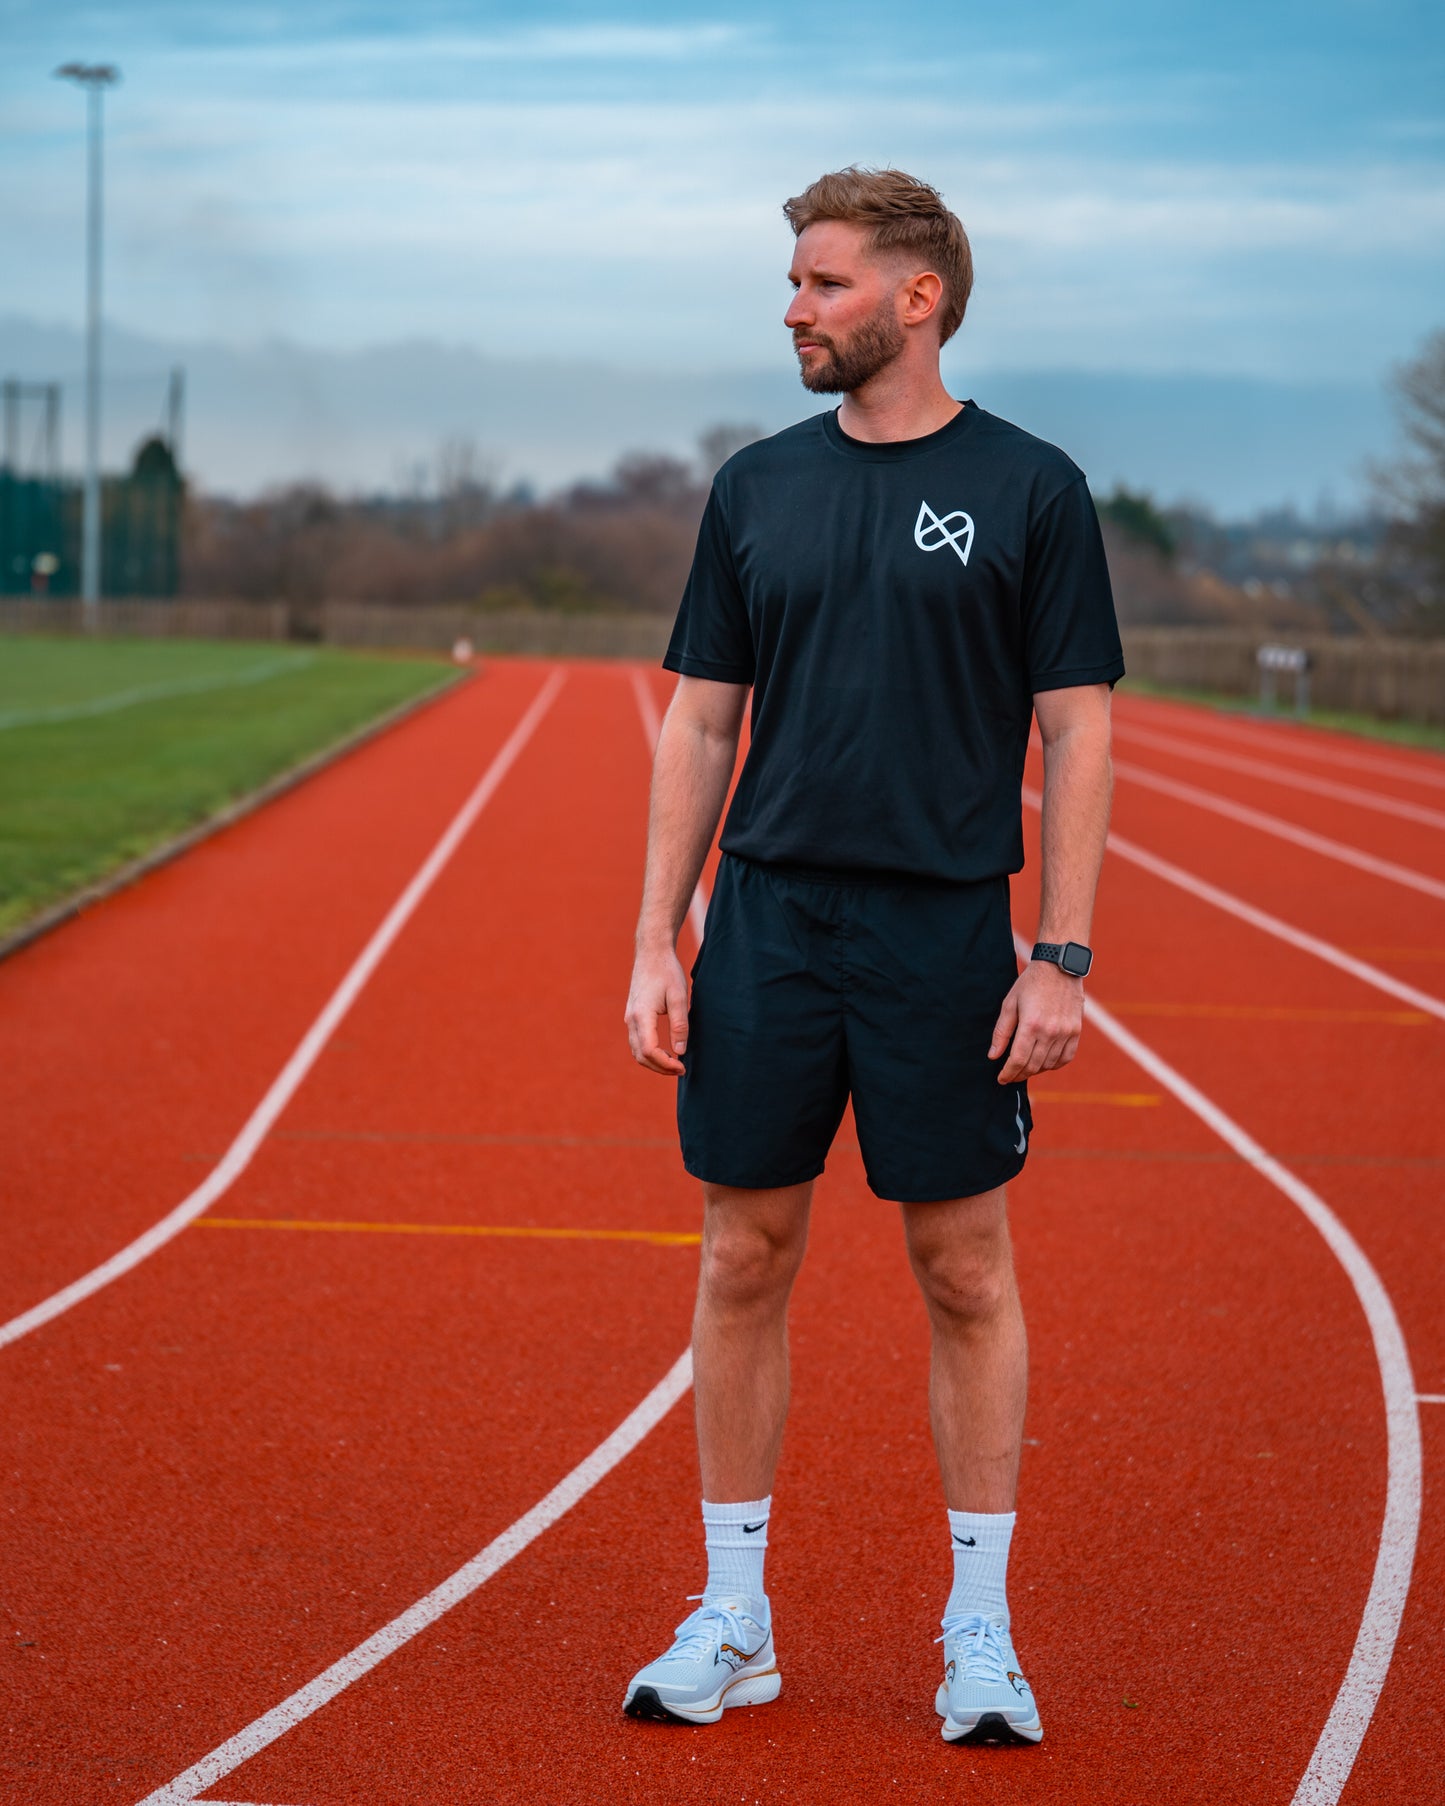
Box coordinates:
[672,1595,759,1660]
[935,1612,1009,1685]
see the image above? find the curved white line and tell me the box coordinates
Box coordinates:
[1113,758,1445,905]
[1114,721,1445,830]
[0,670,566,1352]
[1117,702,1445,792]
[1014,931,1420,1803]
[1021,786,1445,1025]
[136,1350,694,1805]
[137,666,704,1803]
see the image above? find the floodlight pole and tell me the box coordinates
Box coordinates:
[55,61,119,625]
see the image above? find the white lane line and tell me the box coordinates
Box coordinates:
[137,667,706,1804]
[1013,931,1421,1806]
[1418,1394,1445,1405]
[0,669,567,1353]
[1114,720,1445,830]
[135,1351,694,1806]
[1113,758,1445,904]
[0,654,318,729]
[1118,704,1445,792]
[630,667,709,949]
[1022,786,1445,1025]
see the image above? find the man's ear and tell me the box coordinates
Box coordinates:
[901,270,944,329]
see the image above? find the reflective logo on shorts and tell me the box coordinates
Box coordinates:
[1013,1090,1028,1156]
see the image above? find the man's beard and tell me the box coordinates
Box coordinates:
[795,303,905,394]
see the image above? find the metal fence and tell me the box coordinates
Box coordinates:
[0,441,183,599]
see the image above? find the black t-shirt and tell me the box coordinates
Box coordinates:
[663,400,1124,883]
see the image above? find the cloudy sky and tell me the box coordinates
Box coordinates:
[2,1,1443,501]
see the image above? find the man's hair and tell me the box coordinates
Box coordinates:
[782,166,974,345]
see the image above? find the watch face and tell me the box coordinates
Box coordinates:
[1061,942,1093,978]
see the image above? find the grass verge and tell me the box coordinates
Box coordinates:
[1122,678,1445,755]
[0,635,458,939]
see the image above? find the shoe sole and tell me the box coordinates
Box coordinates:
[934,1683,1043,1745]
[625,1666,781,1725]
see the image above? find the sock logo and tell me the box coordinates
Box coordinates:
[952,1534,977,1547]
[742,1521,766,1534]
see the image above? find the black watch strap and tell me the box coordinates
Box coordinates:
[1032,940,1093,978]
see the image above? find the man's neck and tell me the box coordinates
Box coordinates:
[837,366,961,444]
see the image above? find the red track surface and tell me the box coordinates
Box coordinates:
[2,666,1441,1804]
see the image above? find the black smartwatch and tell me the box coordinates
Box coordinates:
[1031,940,1093,978]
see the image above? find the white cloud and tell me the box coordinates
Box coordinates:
[5,46,1442,382]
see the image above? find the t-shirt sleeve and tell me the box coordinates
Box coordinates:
[662,482,756,684]
[1021,475,1125,693]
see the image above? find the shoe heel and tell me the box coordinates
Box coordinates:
[724,1669,781,1710]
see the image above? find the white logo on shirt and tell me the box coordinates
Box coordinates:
[914,499,974,566]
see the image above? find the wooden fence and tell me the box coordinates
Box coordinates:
[1120,628,1445,727]
[0,598,673,662]
[3,601,1441,726]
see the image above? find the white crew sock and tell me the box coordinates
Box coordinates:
[701,1497,771,1605]
[945,1508,1015,1626]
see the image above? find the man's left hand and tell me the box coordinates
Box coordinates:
[990,960,1084,1083]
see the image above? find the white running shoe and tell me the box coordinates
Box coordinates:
[623,1595,781,1724]
[935,1612,1043,1745]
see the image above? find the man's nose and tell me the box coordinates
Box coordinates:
[784,292,810,329]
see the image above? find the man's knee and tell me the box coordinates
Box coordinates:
[699,1199,808,1313]
[916,1250,1012,1325]
[907,1204,1015,1327]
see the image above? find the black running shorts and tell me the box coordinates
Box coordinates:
[678,855,1032,1203]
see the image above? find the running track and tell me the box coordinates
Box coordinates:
[2,662,1441,1804]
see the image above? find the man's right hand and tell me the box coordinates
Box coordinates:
[625,945,691,1075]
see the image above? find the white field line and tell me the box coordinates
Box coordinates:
[0,669,567,1353]
[1113,720,1445,830]
[1113,758,1445,904]
[135,1350,695,1806]
[0,653,317,729]
[630,668,709,948]
[136,667,705,1804]
[1418,1394,1445,1404]
[1013,931,1419,1806]
[1021,786,1445,1025]
[1117,703,1445,793]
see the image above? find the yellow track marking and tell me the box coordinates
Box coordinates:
[1030,1146,1445,1170]
[273,1128,677,1148]
[195,1217,700,1247]
[1109,1002,1428,1025]
[1029,1091,1161,1107]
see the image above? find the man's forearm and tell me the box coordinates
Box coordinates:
[1036,716,1112,944]
[636,708,739,951]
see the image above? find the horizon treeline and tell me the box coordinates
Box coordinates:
[177,350,1445,636]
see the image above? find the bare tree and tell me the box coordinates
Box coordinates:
[1388,330,1445,509]
[1372,327,1445,630]
[698,422,764,481]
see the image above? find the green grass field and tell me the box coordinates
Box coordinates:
[0,636,458,939]
[1123,677,1445,753]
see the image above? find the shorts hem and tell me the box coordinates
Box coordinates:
[681,1155,827,1191]
[865,1148,1028,1204]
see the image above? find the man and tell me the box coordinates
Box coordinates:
[622,166,1121,1746]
